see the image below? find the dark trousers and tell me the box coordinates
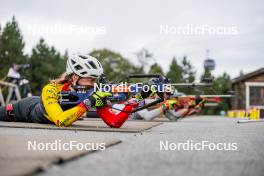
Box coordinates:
[0,96,52,124]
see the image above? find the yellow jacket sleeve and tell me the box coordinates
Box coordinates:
[41,83,87,127]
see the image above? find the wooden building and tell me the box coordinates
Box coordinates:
[231,68,264,110]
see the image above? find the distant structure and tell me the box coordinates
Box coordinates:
[203,50,216,71]
[231,68,264,112]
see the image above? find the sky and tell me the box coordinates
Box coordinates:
[0,0,263,79]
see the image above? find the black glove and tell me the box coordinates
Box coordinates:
[83,91,112,108]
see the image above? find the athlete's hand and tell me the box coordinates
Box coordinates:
[83,91,112,108]
[195,99,206,109]
[162,100,178,110]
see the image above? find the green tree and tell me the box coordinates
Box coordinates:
[148,63,164,75]
[166,57,183,83]
[181,56,196,83]
[0,16,26,78]
[27,38,66,95]
[213,72,232,112]
[213,72,231,94]
[201,72,232,115]
[90,49,144,82]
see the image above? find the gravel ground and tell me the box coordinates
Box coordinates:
[1,116,264,176]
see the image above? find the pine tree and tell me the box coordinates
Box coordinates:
[181,56,196,83]
[148,63,164,75]
[213,72,231,94]
[27,38,66,94]
[166,57,183,83]
[213,72,232,113]
[0,16,26,78]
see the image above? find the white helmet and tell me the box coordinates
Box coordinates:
[66,54,103,78]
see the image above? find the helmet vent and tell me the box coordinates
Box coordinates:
[90,74,98,78]
[74,65,83,70]
[88,61,97,69]
[80,71,87,75]
[79,55,88,60]
[71,60,76,65]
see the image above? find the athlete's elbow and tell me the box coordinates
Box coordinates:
[110,124,122,128]
[107,122,123,128]
[54,120,71,127]
[54,122,65,127]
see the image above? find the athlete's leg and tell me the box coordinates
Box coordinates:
[136,108,163,121]
[0,96,49,123]
[165,108,188,120]
[0,106,9,121]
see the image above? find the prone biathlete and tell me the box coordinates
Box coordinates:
[132,99,185,121]
[0,54,144,128]
[130,93,205,121]
[131,89,181,121]
[177,96,206,117]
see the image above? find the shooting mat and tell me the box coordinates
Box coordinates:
[0,119,162,133]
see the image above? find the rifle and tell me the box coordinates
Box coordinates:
[59,88,164,113]
[59,88,128,106]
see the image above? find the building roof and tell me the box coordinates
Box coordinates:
[232,67,264,84]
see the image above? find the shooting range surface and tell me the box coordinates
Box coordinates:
[0,134,121,176]
[0,119,162,133]
[0,116,264,176]
[38,116,264,176]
